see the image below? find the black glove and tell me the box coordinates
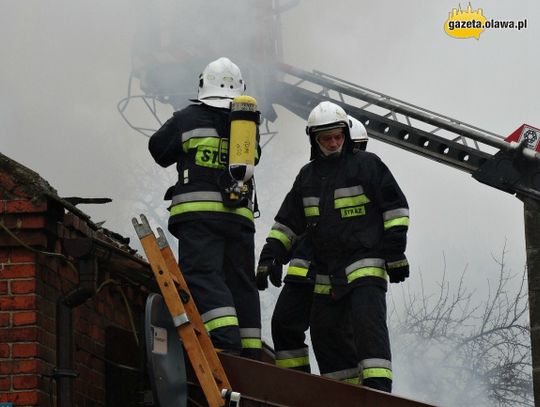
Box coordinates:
[385,254,409,283]
[256,242,284,290]
[256,258,283,290]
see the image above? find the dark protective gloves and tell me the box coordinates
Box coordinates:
[256,259,283,290]
[385,254,409,283]
[256,242,284,290]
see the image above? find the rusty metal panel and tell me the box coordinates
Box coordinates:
[219,353,436,407]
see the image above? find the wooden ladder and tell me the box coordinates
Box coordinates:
[133,214,240,407]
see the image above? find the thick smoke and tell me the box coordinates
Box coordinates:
[1,1,538,405]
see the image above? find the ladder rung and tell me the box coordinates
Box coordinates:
[133,215,235,407]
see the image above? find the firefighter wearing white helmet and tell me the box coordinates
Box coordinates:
[197,57,246,108]
[305,101,350,159]
[257,100,410,392]
[149,57,262,360]
[261,114,370,373]
[348,115,369,152]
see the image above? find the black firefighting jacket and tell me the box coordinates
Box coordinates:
[148,103,260,232]
[265,150,409,293]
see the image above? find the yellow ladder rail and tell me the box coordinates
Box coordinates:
[133,215,239,407]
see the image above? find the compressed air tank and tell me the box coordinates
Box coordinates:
[228,95,258,186]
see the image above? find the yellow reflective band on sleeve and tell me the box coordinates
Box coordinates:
[276,356,310,369]
[384,216,409,230]
[241,338,262,349]
[287,266,309,277]
[304,206,320,217]
[387,259,409,269]
[343,377,360,385]
[334,194,370,209]
[362,367,393,381]
[314,284,331,295]
[346,267,388,283]
[204,316,239,332]
[268,229,293,250]
[182,137,221,153]
[170,202,254,222]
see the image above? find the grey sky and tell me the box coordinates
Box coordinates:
[1,1,538,404]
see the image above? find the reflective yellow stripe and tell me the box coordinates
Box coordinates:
[241,338,262,349]
[362,367,393,380]
[170,202,253,221]
[304,207,319,217]
[204,316,239,332]
[287,266,309,277]
[387,259,408,269]
[384,216,409,230]
[346,267,388,283]
[276,356,310,369]
[314,284,331,295]
[269,230,293,250]
[182,136,224,152]
[334,194,370,209]
[343,377,360,385]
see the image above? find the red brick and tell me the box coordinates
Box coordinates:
[12,343,38,358]
[23,215,46,229]
[0,359,38,374]
[89,325,105,344]
[38,314,54,334]
[75,318,90,336]
[0,376,10,391]
[1,390,39,405]
[1,215,45,231]
[10,247,35,263]
[13,375,38,390]
[0,248,8,263]
[0,174,17,195]
[0,264,36,279]
[37,329,55,350]
[0,281,7,295]
[0,231,47,248]
[13,311,37,326]
[0,327,38,342]
[11,279,36,294]
[0,295,36,311]
[36,297,54,316]
[38,344,55,364]
[0,343,9,358]
[0,313,9,327]
[5,200,47,214]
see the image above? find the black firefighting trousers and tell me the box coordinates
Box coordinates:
[172,220,261,360]
[271,282,313,372]
[310,285,392,392]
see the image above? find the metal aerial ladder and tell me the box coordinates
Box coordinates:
[267,63,540,404]
[271,63,540,200]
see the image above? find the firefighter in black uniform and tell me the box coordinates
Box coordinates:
[257,101,409,391]
[257,116,369,373]
[148,57,262,359]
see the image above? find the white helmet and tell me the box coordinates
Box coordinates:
[348,115,369,151]
[306,101,350,159]
[306,101,349,135]
[197,57,246,108]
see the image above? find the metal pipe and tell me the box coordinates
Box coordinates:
[524,199,540,405]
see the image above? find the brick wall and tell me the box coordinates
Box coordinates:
[0,198,150,406]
